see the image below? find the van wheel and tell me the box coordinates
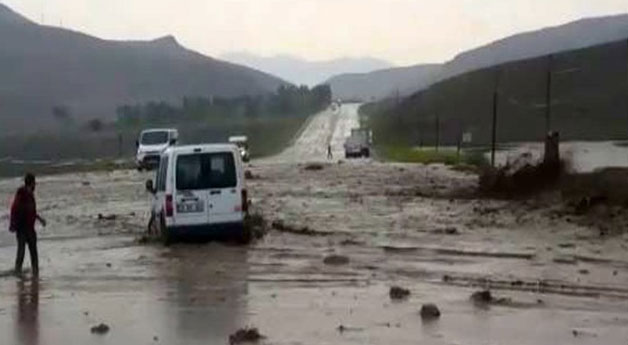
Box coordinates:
[159,216,172,245]
[235,225,252,245]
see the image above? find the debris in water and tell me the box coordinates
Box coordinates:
[572,329,597,338]
[337,324,363,333]
[420,303,441,321]
[389,286,410,300]
[90,323,110,335]
[244,213,269,241]
[271,220,329,236]
[578,269,590,275]
[431,227,459,235]
[479,153,565,197]
[229,327,264,344]
[244,170,257,179]
[97,214,116,221]
[105,263,112,268]
[304,163,324,171]
[136,235,150,244]
[339,238,362,246]
[323,255,349,266]
[470,290,511,306]
[470,290,493,304]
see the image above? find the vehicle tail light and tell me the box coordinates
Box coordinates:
[165,194,174,217]
[241,189,248,214]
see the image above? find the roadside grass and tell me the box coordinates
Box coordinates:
[377,146,489,171]
[0,159,136,178]
[0,114,311,178]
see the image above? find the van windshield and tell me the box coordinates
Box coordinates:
[141,131,169,145]
[176,152,237,190]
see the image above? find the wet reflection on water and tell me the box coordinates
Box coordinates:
[160,244,250,344]
[15,277,39,345]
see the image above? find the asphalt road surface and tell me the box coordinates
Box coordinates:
[0,104,627,345]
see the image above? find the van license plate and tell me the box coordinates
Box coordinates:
[177,201,204,213]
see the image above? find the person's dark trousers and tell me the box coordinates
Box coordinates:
[15,230,38,276]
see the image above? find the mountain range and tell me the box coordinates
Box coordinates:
[3,1,628,130]
[325,64,442,101]
[326,13,628,102]
[220,52,393,87]
[440,13,628,81]
[0,3,286,131]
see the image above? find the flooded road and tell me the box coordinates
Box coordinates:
[1,104,628,344]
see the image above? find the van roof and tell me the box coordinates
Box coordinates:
[141,128,177,134]
[164,144,236,155]
[228,136,248,142]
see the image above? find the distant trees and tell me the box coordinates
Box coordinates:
[115,84,332,127]
[51,105,73,123]
[87,119,104,132]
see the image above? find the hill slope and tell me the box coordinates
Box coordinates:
[0,3,287,130]
[365,37,628,148]
[336,13,628,103]
[441,13,628,81]
[221,52,393,87]
[326,64,442,101]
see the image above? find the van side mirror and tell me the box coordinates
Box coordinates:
[169,138,177,145]
[145,179,155,194]
[136,140,139,148]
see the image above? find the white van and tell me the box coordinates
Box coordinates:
[136,128,179,170]
[145,144,248,243]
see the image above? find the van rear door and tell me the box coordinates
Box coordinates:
[174,151,241,225]
[173,153,211,226]
[204,152,241,223]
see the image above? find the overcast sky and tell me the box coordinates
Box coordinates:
[3,0,628,65]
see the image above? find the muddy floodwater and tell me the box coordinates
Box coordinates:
[1,104,628,345]
[490,141,628,173]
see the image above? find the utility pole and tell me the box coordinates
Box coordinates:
[435,113,440,152]
[118,133,123,157]
[491,68,502,167]
[545,54,553,134]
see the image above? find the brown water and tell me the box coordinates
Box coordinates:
[0,105,627,344]
[491,141,628,173]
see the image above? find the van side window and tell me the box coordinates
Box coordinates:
[176,153,236,190]
[156,156,168,192]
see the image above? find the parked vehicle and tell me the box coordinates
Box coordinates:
[136,128,178,171]
[145,144,248,243]
[344,128,372,158]
[228,136,250,162]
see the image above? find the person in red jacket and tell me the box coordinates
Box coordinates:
[10,173,46,276]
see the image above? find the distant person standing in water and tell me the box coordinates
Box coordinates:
[327,144,333,160]
[10,173,46,276]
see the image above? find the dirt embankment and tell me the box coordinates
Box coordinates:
[476,152,628,236]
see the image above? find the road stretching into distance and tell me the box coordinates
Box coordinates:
[0,104,627,344]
